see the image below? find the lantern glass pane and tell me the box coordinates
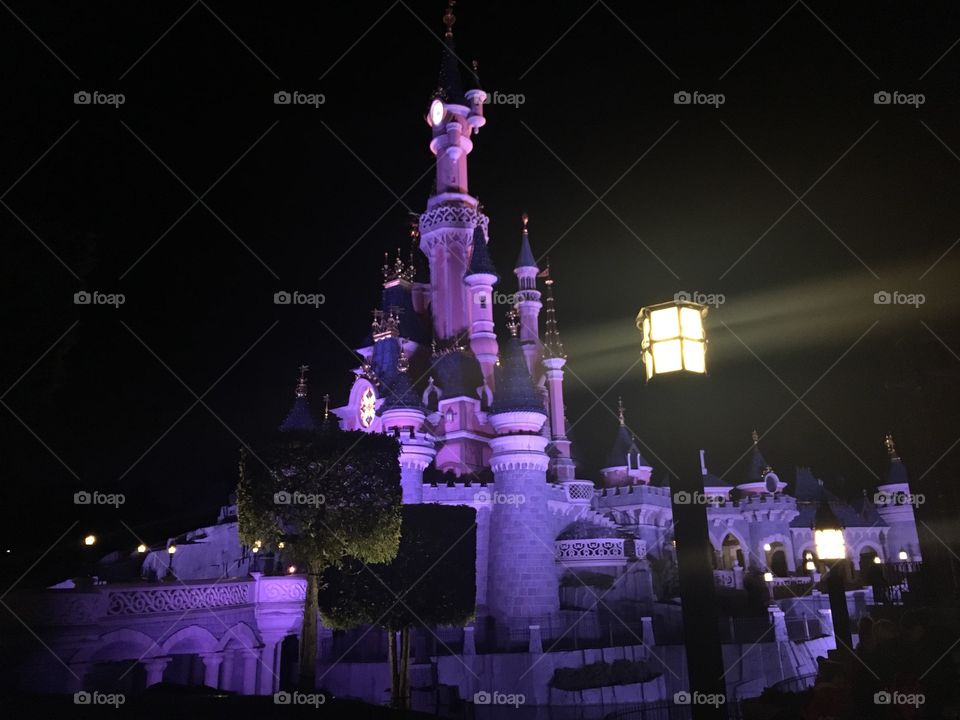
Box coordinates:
[650,307,680,341]
[679,306,704,339]
[652,339,683,373]
[814,528,845,560]
[682,339,706,373]
[642,316,651,346]
[643,350,654,380]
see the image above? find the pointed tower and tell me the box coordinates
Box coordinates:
[737,430,785,494]
[419,1,488,341]
[541,268,574,480]
[875,433,922,562]
[514,214,543,374]
[379,343,436,504]
[486,309,559,623]
[463,222,499,386]
[600,399,652,486]
[279,365,318,433]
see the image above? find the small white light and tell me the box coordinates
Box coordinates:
[805,560,816,571]
[277,542,285,549]
[137,544,147,554]
[83,534,96,546]
[763,543,772,552]
[763,572,774,582]
[287,565,297,574]
[898,550,908,561]
[251,546,259,554]
[167,545,177,555]
[873,555,882,565]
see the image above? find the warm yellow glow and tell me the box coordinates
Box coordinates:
[167,545,177,554]
[652,339,683,373]
[287,565,297,574]
[251,546,259,554]
[682,340,706,373]
[277,542,285,549]
[137,544,147,553]
[649,306,680,341]
[83,534,96,546]
[763,572,774,582]
[804,552,813,560]
[873,555,882,565]
[679,306,704,339]
[814,528,845,560]
[898,550,908,561]
[805,560,816,571]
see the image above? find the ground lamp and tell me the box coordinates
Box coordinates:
[814,499,852,651]
[637,299,724,719]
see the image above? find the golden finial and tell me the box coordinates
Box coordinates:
[751,429,759,445]
[323,393,330,420]
[295,365,309,398]
[443,0,456,38]
[885,433,900,461]
[522,212,529,232]
[618,397,626,426]
[398,345,409,374]
[506,308,519,337]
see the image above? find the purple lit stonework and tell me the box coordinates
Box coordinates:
[8,9,924,711]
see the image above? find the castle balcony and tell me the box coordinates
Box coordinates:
[555,538,627,567]
[560,480,596,505]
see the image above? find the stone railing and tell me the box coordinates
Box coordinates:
[768,576,814,590]
[714,569,741,589]
[561,480,596,505]
[106,580,253,616]
[556,538,626,566]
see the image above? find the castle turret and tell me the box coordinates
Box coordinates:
[600,399,652,486]
[541,269,573,480]
[463,223,499,386]
[379,343,436,504]
[514,214,543,375]
[486,310,558,622]
[737,430,785,494]
[279,365,318,433]
[419,2,487,341]
[875,434,922,562]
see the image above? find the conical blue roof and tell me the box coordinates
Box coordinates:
[466,225,498,279]
[491,337,543,414]
[436,35,465,105]
[515,228,537,270]
[604,425,648,468]
[279,396,317,433]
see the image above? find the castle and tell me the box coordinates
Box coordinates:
[9,4,923,707]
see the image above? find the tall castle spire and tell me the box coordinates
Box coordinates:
[279,365,318,433]
[541,265,565,360]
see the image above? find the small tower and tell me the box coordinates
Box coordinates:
[463,222,500,386]
[486,309,559,624]
[379,343,436,504]
[875,433,922,562]
[541,267,574,479]
[279,365,318,433]
[736,430,785,494]
[514,214,543,375]
[599,398,652,486]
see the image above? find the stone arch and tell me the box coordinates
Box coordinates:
[716,530,748,570]
[760,533,795,574]
[852,541,884,570]
[72,628,159,663]
[216,622,261,652]
[161,625,218,655]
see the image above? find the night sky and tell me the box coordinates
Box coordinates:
[2,1,959,586]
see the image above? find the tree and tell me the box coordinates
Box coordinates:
[319,504,476,708]
[236,429,402,689]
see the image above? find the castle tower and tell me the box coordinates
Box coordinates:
[599,399,652,486]
[279,365,318,433]
[875,434,923,562]
[541,269,574,480]
[463,223,500,387]
[418,2,488,341]
[513,215,543,375]
[486,311,559,622]
[378,342,436,504]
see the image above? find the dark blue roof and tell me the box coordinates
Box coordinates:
[491,337,544,414]
[747,445,769,482]
[380,368,421,412]
[604,425,648,468]
[515,230,537,269]
[466,225,498,279]
[789,468,886,528]
[436,36,465,105]
[432,349,483,399]
[279,396,318,433]
[886,458,909,485]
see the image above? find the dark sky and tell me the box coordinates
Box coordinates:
[2,1,959,585]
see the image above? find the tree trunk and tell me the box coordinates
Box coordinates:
[299,569,319,690]
[387,628,399,707]
[399,625,411,709]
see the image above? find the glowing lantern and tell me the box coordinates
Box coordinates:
[637,301,708,381]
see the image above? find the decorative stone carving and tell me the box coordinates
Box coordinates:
[106,582,251,616]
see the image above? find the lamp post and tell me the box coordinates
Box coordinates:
[165,544,177,582]
[814,498,852,651]
[637,299,725,719]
